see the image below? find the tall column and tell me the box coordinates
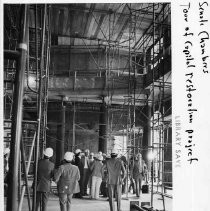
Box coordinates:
[98,103,107,153]
[142,105,151,161]
[56,105,65,167]
[72,102,76,152]
[61,105,66,154]
[6,5,28,211]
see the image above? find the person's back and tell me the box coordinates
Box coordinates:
[104,149,126,211]
[56,163,80,194]
[133,161,140,177]
[36,147,54,211]
[90,155,103,199]
[106,158,123,185]
[74,154,83,175]
[91,160,103,178]
[54,152,80,211]
[130,153,144,198]
[132,159,144,180]
[37,159,54,192]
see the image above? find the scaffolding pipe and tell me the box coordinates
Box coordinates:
[125,3,132,200]
[133,9,137,155]
[35,4,39,96]
[161,6,166,211]
[19,138,32,211]
[150,3,156,208]
[42,4,51,154]
[61,104,66,159]
[4,50,20,60]
[26,24,38,94]
[32,4,47,211]
[72,101,76,151]
[18,152,21,203]
[6,5,28,211]
[18,132,36,211]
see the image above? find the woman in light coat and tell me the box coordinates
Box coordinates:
[90,154,103,199]
[130,153,146,198]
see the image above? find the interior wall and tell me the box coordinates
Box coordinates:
[46,104,100,162]
[50,49,129,75]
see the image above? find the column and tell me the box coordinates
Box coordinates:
[56,104,65,167]
[98,103,107,153]
[6,5,28,211]
[142,105,151,161]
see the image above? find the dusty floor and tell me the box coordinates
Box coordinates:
[17,191,172,211]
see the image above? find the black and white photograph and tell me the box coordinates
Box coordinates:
[1,1,209,211]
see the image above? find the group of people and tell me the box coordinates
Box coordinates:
[36,148,79,211]
[4,146,148,211]
[74,148,104,199]
[35,147,128,211]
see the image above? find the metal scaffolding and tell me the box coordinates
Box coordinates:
[4,3,171,211]
[4,4,51,211]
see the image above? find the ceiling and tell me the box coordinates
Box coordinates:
[4,3,171,108]
[48,3,167,50]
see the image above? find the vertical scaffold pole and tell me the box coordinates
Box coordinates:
[151,3,156,208]
[6,5,28,211]
[72,101,76,152]
[32,5,47,211]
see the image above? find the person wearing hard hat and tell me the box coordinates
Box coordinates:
[81,149,91,196]
[74,149,83,198]
[89,154,103,199]
[4,148,10,176]
[88,152,95,193]
[54,152,80,211]
[35,147,54,211]
[102,148,126,211]
[4,147,10,196]
[89,152,94,165]
[130,153,146,198]
[100,153,108,198]
[120,154,127,195]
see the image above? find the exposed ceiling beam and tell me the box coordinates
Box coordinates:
[54,35,145,53]
[47,87,149,97]
[52,4,155,16]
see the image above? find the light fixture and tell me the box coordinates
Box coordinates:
[147,150,155,161]
[28,75,36,86]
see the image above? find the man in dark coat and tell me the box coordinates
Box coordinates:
[102,149,126,211]
[74,149,83,198]
[81,149,91,195]
[54,152,80,211]
[36,147,54,211]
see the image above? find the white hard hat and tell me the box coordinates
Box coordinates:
[97,154,103,161]
[75,149,81,154]
[138,153,142,157]
[90,152,94,156]
[44,147,53,158]
[85,149,90,153]
[111,148,118,155]
[4,148,10,155]
[98,151,102,155]
[64,152,74,161]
